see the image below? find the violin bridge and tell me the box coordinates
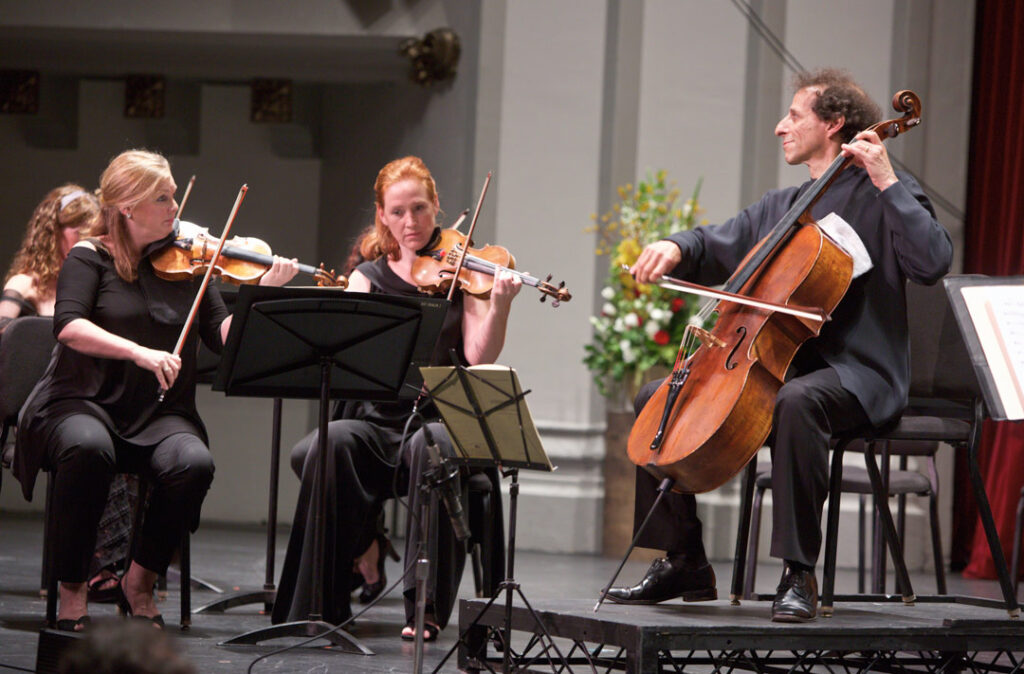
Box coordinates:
[693,327,726,349]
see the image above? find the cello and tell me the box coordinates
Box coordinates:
[626,90,922,494]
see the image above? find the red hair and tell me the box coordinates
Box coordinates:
[359,156,439,261]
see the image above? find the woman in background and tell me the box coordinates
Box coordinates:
[1,184,97,330]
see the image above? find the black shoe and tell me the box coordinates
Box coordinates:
[359,536,397,604]
[604,557,717,604]
[771,563,818,622]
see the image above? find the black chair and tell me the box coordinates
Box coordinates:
[742,438,945,600]
[0,316,57,495]
[731,280,1020,617]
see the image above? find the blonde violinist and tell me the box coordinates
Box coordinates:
[13,149,298,631]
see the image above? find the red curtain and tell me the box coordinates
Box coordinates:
[953,0,1024,580]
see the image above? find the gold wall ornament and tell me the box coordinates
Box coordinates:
[250,78,292,123]
[399,28,461,87]
[0,70,40,114]
[124,75,166,119]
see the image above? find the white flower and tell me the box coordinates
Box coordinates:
[589,316,607,334]
[601,286,615,300]
[602,302,617,316]
[649,307,668,323]
[644,321,660,338]
[613,317,625,333]
[619,339,636,364]
[681,200,693,219]
[623,313,640,328]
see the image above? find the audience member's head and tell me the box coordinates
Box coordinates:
[58,619,196,674]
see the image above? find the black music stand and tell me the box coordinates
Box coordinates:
[416,363,566,674]
[211,285,447,652]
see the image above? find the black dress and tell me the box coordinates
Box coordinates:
[272,256,504,628]
[14,240,227,580]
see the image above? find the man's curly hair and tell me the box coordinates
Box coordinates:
[792,68,881,144]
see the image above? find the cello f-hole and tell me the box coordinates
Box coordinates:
[725,326,747,370]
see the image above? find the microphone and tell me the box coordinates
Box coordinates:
[422,425,471,542]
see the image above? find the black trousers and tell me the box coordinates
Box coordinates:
[48,414,214,583]
[274,419,468,628]
[632,365,869,567]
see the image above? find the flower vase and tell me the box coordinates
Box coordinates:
[601,368,667,559]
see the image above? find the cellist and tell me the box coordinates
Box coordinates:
[606,68,952,622]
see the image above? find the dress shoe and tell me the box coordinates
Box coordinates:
[604,557,717,604]
[771,563,818,622]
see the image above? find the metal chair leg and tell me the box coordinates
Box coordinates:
[730,460,757,604]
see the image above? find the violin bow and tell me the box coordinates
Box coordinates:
[158,184,248,402]
[177,175,196,218]
[445,172,492,303]
[449,208,471,232]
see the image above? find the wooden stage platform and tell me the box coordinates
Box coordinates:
[457,595,1024,673]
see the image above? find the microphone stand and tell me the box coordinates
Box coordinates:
[412,477,434,674]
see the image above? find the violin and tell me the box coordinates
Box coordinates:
[627,90,923,494]
[151,220,345,288]
[411,227,571,306]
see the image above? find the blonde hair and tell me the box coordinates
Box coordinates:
[6,183,100,287]
[359,156,439,261]
[93,150,174,281]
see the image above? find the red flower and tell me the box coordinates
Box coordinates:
[671,298,686,312]
[653,330,670,345]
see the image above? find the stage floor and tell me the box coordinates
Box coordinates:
[459,596,1024,673]
[0,512,1019,673]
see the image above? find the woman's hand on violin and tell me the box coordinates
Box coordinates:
[490,268,522,310]
[841,130,898,192]
[632,240,682,284]
[259,255,300,287]
[131,345,182,390]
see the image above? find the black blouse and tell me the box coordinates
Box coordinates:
[13,241,228,500]
[336,256,464,430]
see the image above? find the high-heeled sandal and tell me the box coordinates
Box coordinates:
[115,580,164,629]
[358,535,398,604]
[401,619,439,642]
[55,615,91,632]
[87,567,121,603]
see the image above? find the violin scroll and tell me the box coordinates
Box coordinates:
[538,274,572,307]
[312,263,347,288]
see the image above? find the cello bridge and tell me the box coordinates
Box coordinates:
[692,327,726,349]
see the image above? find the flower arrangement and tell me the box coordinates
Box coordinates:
[584,170,706,398]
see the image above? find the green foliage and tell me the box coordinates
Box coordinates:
[583,170,706,397]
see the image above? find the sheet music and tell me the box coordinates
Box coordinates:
[960,285,1024,420]
[420,364,554,471]
[817,212,873,278]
